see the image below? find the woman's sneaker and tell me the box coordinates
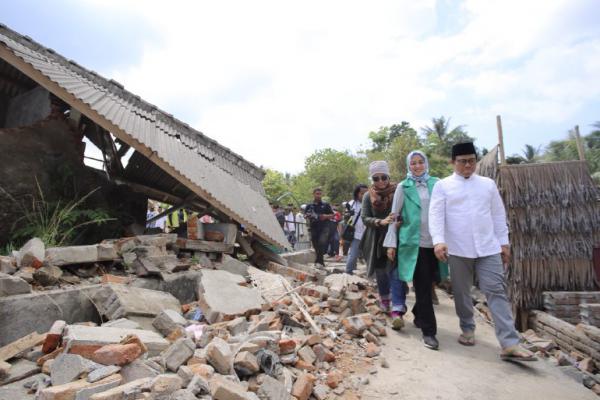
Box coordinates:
[379,299,391,313]
[423,335,439,350]
[391,311,404,330]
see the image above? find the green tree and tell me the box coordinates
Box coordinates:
[262,169,289,204]
[368,122,417,152]
[421,116,474,157]
[289,173,319,205]
[304,149,362,204]
[522,144,541,163]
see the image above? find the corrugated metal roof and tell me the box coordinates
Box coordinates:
[0,24,289,248]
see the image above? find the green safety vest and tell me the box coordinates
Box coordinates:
[396,177,449,282]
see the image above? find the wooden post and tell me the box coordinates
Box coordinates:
[574,125,586,161]
[496,115,506,165]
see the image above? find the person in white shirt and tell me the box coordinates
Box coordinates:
[295,208,306,239]
[284,206,296,248]
[429,142,536,361]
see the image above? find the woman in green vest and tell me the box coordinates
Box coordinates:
[384,150,446,350]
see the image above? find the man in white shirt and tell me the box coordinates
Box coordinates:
[284,205,296,248]
[429,142,535,361]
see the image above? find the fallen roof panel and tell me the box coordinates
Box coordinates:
[0,25,289,248]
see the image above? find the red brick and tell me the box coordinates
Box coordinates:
[292,373,315,400]
[91,343,142,366]
[312,344,335,363]
[42,320,66,354]
[278,339,297,355]
[326,370,343,389]
[294,359,316,371]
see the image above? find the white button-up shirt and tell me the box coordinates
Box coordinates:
[428,172,509,258]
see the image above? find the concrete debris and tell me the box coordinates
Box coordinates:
[205,337,233,375]
[0,256,16,275]
[0,248,388,400]
[33,264,63,286]
[152,309,187,337]
[17,238,45,269]
[161,338,195,372]
[50,353,101,385]
[63,325,169,358]
[0,273,31,296]
[197,269,264,323]
[92,284,181,329]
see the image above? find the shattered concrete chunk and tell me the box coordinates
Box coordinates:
[206,337,233,375]
[257,375,290,400]
[74,374,122,400]
[87,365,121,383]
[33,265,63,286]
[119,359,159,383]
[197,270,264,324]
[17,238,44,268]
[92,284,181,328]
[187,374,210,396]
[50,353,102,386]
[215,255,249,278]
[45,245,100,266]
[161,338,195,372]
[0,272,31,296]
[152,309,187,337]
[0,359,40,385]
[87,377,152,400]
[63,325,169,358]
[100,319,141,330]
[150,374,183,396]
[234,351,259,376]
[210,376,248,400]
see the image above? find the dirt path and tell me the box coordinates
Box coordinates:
[362,289,595,400]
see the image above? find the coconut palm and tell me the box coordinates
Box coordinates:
[522,144,541,163]
[421,116,467,141]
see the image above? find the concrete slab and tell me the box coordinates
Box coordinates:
[0,359,40,385]
[0,285,102,347]
[63,325,169,358]
[197,270,264,323]
[92,284,181,323]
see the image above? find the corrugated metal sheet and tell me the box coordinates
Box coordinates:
[0,25,288,248]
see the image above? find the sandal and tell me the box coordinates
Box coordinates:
[500,345,538,362]
[458,331,475,346]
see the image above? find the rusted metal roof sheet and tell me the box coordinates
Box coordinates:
[0,25,289,248]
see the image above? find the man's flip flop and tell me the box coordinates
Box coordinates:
[458,332,475,346]
[500,345,538,362]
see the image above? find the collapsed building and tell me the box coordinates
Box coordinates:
[0,23,288,250]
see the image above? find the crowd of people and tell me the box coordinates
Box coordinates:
[293,142,537,361]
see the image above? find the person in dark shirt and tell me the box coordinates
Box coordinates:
[272,204,285,230]
[304,188,334,266]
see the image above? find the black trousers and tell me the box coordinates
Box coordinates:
[412,247,438,336]
[311,225,331,265]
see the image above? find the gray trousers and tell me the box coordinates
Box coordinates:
[448,254,520,348]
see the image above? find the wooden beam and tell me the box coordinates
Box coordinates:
[0,332,46,362]
[574,125,586,161]
[146,197,192,225]
[496,115,507,166]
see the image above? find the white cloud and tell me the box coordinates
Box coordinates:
[81,0,600,172]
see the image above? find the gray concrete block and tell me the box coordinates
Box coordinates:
[197,270,263,324]
[17,237,45,268]
[50,353,102,386]
[0,359,40,386]
[216,255,249,278]
[152,309,187,336]
[45,245,99,266]
[206,337,233,375]
[87,365,121,383]
[257,375,291,400]
[0,273,31,296]
[161,338,195,372]
[63,325,169,357]
[120,360,159,383]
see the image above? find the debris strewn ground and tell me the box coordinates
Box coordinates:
[0,235,391,400]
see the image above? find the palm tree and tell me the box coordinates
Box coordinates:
[421,116,467,140]
[522,144,540,163]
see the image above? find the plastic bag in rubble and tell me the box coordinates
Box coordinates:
[256,349,282,377]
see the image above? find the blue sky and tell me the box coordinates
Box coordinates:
[2,0,599,173]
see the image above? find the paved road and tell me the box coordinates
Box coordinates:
[362,288,596,400]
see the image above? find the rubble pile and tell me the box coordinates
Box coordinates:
[0,234,390,399]
[526,311,600,396]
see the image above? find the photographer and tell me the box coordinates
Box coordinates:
[304,188,334,267]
